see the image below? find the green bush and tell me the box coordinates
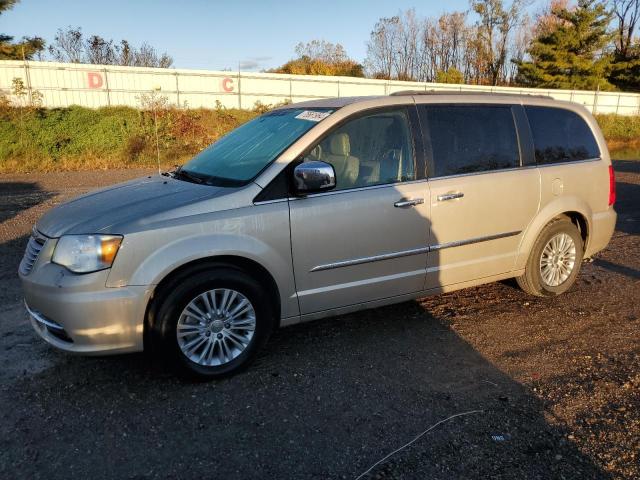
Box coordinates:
[594,114,640,143]
[0,105,259,173]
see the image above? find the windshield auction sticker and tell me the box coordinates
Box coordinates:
[295,110,331,122]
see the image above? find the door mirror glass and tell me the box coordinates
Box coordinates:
[293,161,336,195]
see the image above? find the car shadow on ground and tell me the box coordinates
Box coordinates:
[4,300,609,479]
[0,182,55,305]
[0,181,54,225]
[613,180,639,237]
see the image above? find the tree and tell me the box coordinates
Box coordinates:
[133,42,173,68]
[366,15,402,79]
[48,26,83,62]
[609,0,640,90]
[471,0,525,85]
[271,40,364,77]
[533,0,571,36]
[609,46,640,90]
[48,26,173,67]
[612,0,639,57]
[508,14,533,81]
[85,35,117,65]
[392,9,421,81]
[0,0,45,60]
[436,67,465,83]
[294,40,348,64]
[515,0,615,90]
[365,7,528,85]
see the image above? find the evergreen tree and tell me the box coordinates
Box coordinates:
[609,46,640,91]
[0,0,45,60]
[515,0,614,90]
[609,0,640,91]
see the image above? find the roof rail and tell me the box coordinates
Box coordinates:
[389,89,552,99]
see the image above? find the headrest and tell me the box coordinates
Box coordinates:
[329,133,350,156]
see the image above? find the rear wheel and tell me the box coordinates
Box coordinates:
[516,216,584,297]
[149,266,274,379]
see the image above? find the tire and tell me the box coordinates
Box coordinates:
[148,264,275,379]
[516,216,584,297]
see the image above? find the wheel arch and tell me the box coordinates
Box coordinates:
[144,255,282,349]
[516,199,592,270]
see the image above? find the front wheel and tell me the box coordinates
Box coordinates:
[149,266,274,379]
[516,216,584,297]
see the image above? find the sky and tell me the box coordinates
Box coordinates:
[3,0,541,71]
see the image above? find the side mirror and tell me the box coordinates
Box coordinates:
[293,161,336,195]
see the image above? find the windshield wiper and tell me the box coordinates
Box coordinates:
[174,167,205,184]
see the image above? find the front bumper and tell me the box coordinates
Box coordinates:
[20,258,151,355]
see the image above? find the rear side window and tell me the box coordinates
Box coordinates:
[525,106,600,164]
[420,105,520,177]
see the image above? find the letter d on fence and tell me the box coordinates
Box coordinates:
[88,72,103,89]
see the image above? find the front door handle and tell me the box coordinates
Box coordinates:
[394,198,424,208]
[437,192,464,202]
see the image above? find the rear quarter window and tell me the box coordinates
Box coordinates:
[525,106,600,164]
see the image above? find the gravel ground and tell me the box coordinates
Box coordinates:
[0,163,638,479]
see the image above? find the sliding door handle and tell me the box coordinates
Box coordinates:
[394,198,424,208]
[437,192,464,202]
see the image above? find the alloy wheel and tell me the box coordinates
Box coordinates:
[176,288,256,366]
[539,232,577,287]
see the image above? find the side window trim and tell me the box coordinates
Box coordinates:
[407,104,427,181]
[416,103,435,180]
[419,103,522,179]
[513,104,536,167]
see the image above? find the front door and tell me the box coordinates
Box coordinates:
[417,104,540,289]
[289,107,431,314]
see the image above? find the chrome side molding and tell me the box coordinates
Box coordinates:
[310,230,521,272]
[310,247,430,272]
[429,230,521,251]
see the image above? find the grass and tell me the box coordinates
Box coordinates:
[0,105,638,174]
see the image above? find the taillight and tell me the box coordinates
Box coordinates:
[608,165,616,206]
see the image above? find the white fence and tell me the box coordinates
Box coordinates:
[2,60,640,115]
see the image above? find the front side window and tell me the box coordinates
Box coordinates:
[302,109,415,191]
[525,106,600,164]
[420,105,520,177]
[182,108,333,186]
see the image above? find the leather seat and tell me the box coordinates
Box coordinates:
[325,133,359,188]
[379,148,403,183]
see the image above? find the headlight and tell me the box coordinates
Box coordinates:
[52,235,123,273]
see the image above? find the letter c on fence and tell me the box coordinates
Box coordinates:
[88,72,103,89]
[222,77,234,92]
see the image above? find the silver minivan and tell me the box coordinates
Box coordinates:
[19,92,617,378]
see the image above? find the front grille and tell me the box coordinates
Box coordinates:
[19,229,47,275]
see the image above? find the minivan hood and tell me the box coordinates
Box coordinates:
[37,175,235,237]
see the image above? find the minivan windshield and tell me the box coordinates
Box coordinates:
[179,108,334,186]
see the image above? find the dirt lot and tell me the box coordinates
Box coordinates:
[0,163,638,479]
